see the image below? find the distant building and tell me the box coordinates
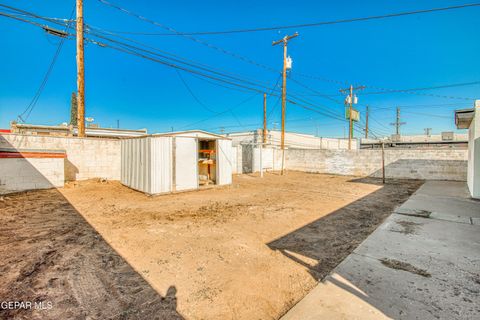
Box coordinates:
[225,129,356,150]
[10,122,147,138]
[361,132,468,149]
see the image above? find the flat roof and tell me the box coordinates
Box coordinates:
[455,108,475,129]
[152,130,231,140]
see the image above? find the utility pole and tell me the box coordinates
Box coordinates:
[424,128,432,137]
[365,106,369,139]
[263,93,267,144]
[390,107,406,135]
[76,0,85,137]
[340,85,365,150]
[272,32,298,175]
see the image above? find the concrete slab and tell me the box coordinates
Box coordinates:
[411,180,470,199]
[398,194,480,220]
[281,181,480,320]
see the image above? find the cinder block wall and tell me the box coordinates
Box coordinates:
[0,158,64,193]
[286,148,468,181]
[0,134,121,181]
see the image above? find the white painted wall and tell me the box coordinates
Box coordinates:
[467,101,480,198]
[286,148,468,181]
[0,157,64,194]
[0,134,120,181]
[227,130,356,150]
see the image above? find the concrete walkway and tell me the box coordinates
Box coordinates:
[281,181,480,320]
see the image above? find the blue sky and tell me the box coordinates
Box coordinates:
[1,0,479,138]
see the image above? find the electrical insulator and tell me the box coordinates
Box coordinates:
[286,56,293,70]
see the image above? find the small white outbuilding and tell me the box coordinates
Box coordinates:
[121,130,233,195]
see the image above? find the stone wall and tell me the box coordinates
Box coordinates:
[286,148,468,181]
[0,157,64,194]
[0,134,121,181]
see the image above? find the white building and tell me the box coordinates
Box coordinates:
[455,100,480,199]
[225,129,356,150]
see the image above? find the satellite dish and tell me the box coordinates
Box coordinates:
[85,117,94,123]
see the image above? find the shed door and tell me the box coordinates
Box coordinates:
[175,137,198,191]
[217,139,233,185]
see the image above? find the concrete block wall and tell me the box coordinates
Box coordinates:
[0,158,64,193]
[0,134,121,181]
[286,148,468,181]
[240,145,284,173]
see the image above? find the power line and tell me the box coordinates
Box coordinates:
[402,111,453,119]
[362,80,480,94]
[175,69,219,113]
[96,0,278,73]
[3,7,447,139]
[93,2,480,36]
[15,7,75,122]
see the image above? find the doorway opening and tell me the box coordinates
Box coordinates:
[198,139,217,187]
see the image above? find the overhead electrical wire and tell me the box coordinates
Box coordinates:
[13,7,75,122]
[94,2,480,36]
[2,4,467,137]
[96,0,278,73]
[175,69,220,114]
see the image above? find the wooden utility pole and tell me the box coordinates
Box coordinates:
[272,32,298,175]
[340,85,365,150]
[263,93,267,144]
[365,105,369,139]
[76,0,85,137]
[348,85,353,148]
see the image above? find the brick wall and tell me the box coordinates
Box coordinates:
[0,157,64,194]
[0,134,121,181]
[286,148,468,181]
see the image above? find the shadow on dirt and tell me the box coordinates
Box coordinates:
[0,136,184,319]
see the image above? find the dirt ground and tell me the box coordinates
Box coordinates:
[0,172,422,319]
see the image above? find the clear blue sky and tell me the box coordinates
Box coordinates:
[1,0,479,138]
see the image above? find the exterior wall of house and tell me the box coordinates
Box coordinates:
[0,133,121,181]
[286,148,468,181]
[467,101,480,198]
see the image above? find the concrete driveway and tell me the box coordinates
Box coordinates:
[281,181,480,320]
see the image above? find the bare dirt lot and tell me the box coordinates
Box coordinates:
[0,172,422,319]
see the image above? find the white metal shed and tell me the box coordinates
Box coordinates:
[121,130,233,195]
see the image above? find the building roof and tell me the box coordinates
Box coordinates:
[11,122,147,138]
[455,108,475,129]
[152,130,230,140]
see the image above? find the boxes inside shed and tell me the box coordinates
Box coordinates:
[198,139,216,186]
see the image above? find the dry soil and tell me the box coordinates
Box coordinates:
[0,172,421,319]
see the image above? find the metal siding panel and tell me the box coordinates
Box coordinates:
[217,139,233,185]
[150,137,172,194]
[175,137,198,191]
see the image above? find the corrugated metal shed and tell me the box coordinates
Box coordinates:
[121,131,232,195]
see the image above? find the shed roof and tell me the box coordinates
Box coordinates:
[455,108,475,129]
